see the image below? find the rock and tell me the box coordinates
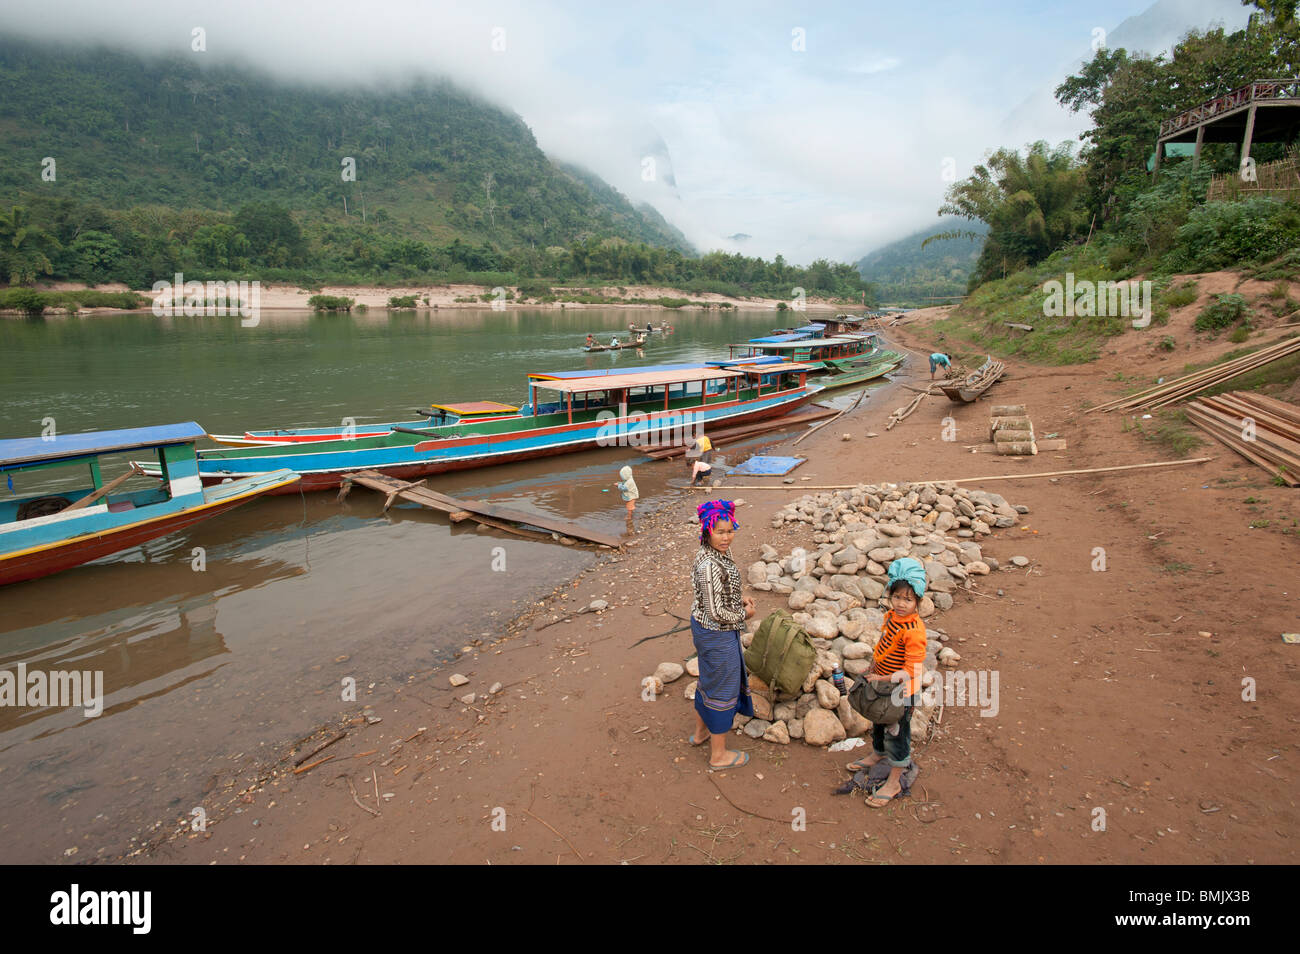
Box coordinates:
[740,631,754,648]
[933,591,954,611]
[760,544,779,561]
[748,561,769,585]
[642,676,664,695]
[788,590,816,611]
[751,692,773,721]
[831,546,861,568]
[815,679,841,709]
[684,680,698,701]
[867,547,895,563]
[686,657,700,677]
[925,562,956,593]
[837,697,871,736]
[733,714,752,728]
[763,720,791,744]
[935,512,957,533]
[803,708,847,746]
[986,557,999,571]
[837,616,868,640]
[449,674,470,687]
[654,662,685,684]
[841,641,872,660]
[918,596,935,618]
[1011,555,1030,567]
[788,718,805,739]
[938,647,961,668]
[965,561,991,575]
[773,701,796,723]
[844,658,873,676]
[795,693,818,719]
[459,693,477,705]
[856,576,885,600]
[806,614,839,640]
[489,682,503,695]
[588,599,608,611]
[743,719,771,739]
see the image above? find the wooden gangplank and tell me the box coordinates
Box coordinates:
[339,471,623,548]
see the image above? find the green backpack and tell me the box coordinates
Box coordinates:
[744,610,818,696]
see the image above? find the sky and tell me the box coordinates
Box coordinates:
[0,0,1254,265]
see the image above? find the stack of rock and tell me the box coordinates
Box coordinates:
[702,481,1027,747]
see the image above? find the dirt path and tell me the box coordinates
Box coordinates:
[135,318,1299,865]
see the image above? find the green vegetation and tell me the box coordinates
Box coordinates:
[917,3,1300,365]
[1195,293,1253,333]
[0,287,147,315]
[387,295,419,308]
[856,218,985,305]
[0,37,872,303]
[307,295,354,312]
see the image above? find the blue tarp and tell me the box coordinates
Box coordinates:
[726,455,806,476]
[0,422,206,470]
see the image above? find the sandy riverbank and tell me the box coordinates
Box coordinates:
[126,311,1298,865]
[22,281,854,315]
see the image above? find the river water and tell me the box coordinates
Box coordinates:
[0,306,888,862]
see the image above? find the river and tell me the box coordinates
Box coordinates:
[0,306,887,862]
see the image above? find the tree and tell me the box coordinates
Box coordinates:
[233,202,306,266]
[0,205,60,285]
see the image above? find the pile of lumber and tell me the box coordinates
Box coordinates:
[1089,335,1300,413]
[1184,391,1300,486]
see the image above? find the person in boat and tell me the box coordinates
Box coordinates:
[688,432,714,486]
[646,323,653,333]
[687,499,755,770]
[929,352,952,380]
[586,334,597,348]
[609,335,620,348]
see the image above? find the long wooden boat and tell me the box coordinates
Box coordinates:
[171,365,822,494]
[209,401,521,446]
[0,423,298,586]
[939,357,1007,403]
[815,350,905,391]
[727,332,875,370]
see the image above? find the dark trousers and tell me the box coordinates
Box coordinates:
[871,702,915,767]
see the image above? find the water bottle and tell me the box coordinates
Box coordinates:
[832,667,846,694]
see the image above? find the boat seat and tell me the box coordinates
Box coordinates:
[107,501,136,513]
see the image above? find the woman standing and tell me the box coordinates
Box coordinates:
[688,500,756,770]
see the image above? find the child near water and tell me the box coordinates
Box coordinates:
[616,465,639,522]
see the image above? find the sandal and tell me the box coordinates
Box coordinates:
[866,788,901,808]
[846,756,883,773]
[708,751,749,772]
[688,732,709,746]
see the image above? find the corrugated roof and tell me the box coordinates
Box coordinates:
[530,367,743,393]
[0,422,206,470]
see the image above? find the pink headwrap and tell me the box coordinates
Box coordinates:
[697,499,738,543]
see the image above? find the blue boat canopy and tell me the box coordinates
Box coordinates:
[792,324,825,334]
[748,333,808,344]
[0,422,206,471]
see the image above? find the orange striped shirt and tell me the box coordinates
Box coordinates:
[870,610,927,697]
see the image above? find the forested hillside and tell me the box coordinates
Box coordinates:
[855,218,986,305]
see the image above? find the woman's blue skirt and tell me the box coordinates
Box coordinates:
[691,617,754,734]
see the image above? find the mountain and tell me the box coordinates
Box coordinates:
[0,36,692,256]
[855,218,987,305]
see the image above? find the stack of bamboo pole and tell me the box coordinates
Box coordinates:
[1088,336,1300,413]
[1184,391,1300,486]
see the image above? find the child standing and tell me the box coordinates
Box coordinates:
[847,557,928,807]
[616,465,639,523]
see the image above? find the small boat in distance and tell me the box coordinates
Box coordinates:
[939,356,1007,402]
[0,423,298,586]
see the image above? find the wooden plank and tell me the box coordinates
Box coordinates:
[344,471,622,547]
[62,463,143,513]
[1185,409,1300,485]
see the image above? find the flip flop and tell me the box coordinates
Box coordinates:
[846,757,882,772]
[688,732,709,746]
[866,788,900,808]
[708,751,749,772]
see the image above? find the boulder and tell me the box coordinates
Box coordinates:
[1011,555,1030,567]
[844,658,873,676]
[751,691,774,720]
[806,614,839,640]
[856,576,885,601]
[686,657,700,677]
[654,662,685,684]
[773,701,796,723]
[803,708,847,746]
[747,562,769,585]
[788,590,815,611]
[743,719,771,739]
[933,591,954,611]
[815,679,841,709]
[918,596,936,618]
[795,692,818,719]
[837,697,871,736]
[763,720,791,744]
[449,674,470,687]
[831,546,861,568]
[841,641,872,660]
[788,718,805,740]
[684,680,697,700]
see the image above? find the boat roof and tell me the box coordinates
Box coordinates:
[0,422,206,470]
[706,355,784,367]
[529,363,706,381]
[430,401,519,415]
[530,367,743,394]
[735,335,865,350]
[792,324,825,333]
[748,332,809,344]
[728,362,816,374]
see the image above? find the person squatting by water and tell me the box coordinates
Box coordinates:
[846,557,927,807]
[689,432,713,486]
[616,465,639,526]
[688,499,755,770]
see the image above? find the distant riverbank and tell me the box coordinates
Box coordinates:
[5,281,858,317]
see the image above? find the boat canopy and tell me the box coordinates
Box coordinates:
[529,367,743,394]
[733,335,865,350]
[0,422,206,471]
[430,401,519,415]
[728,362,817,374]
[748,332,809,344]
[792,324,825,334]
[529,362,706,381]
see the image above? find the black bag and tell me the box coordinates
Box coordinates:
[847,676,906,726]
